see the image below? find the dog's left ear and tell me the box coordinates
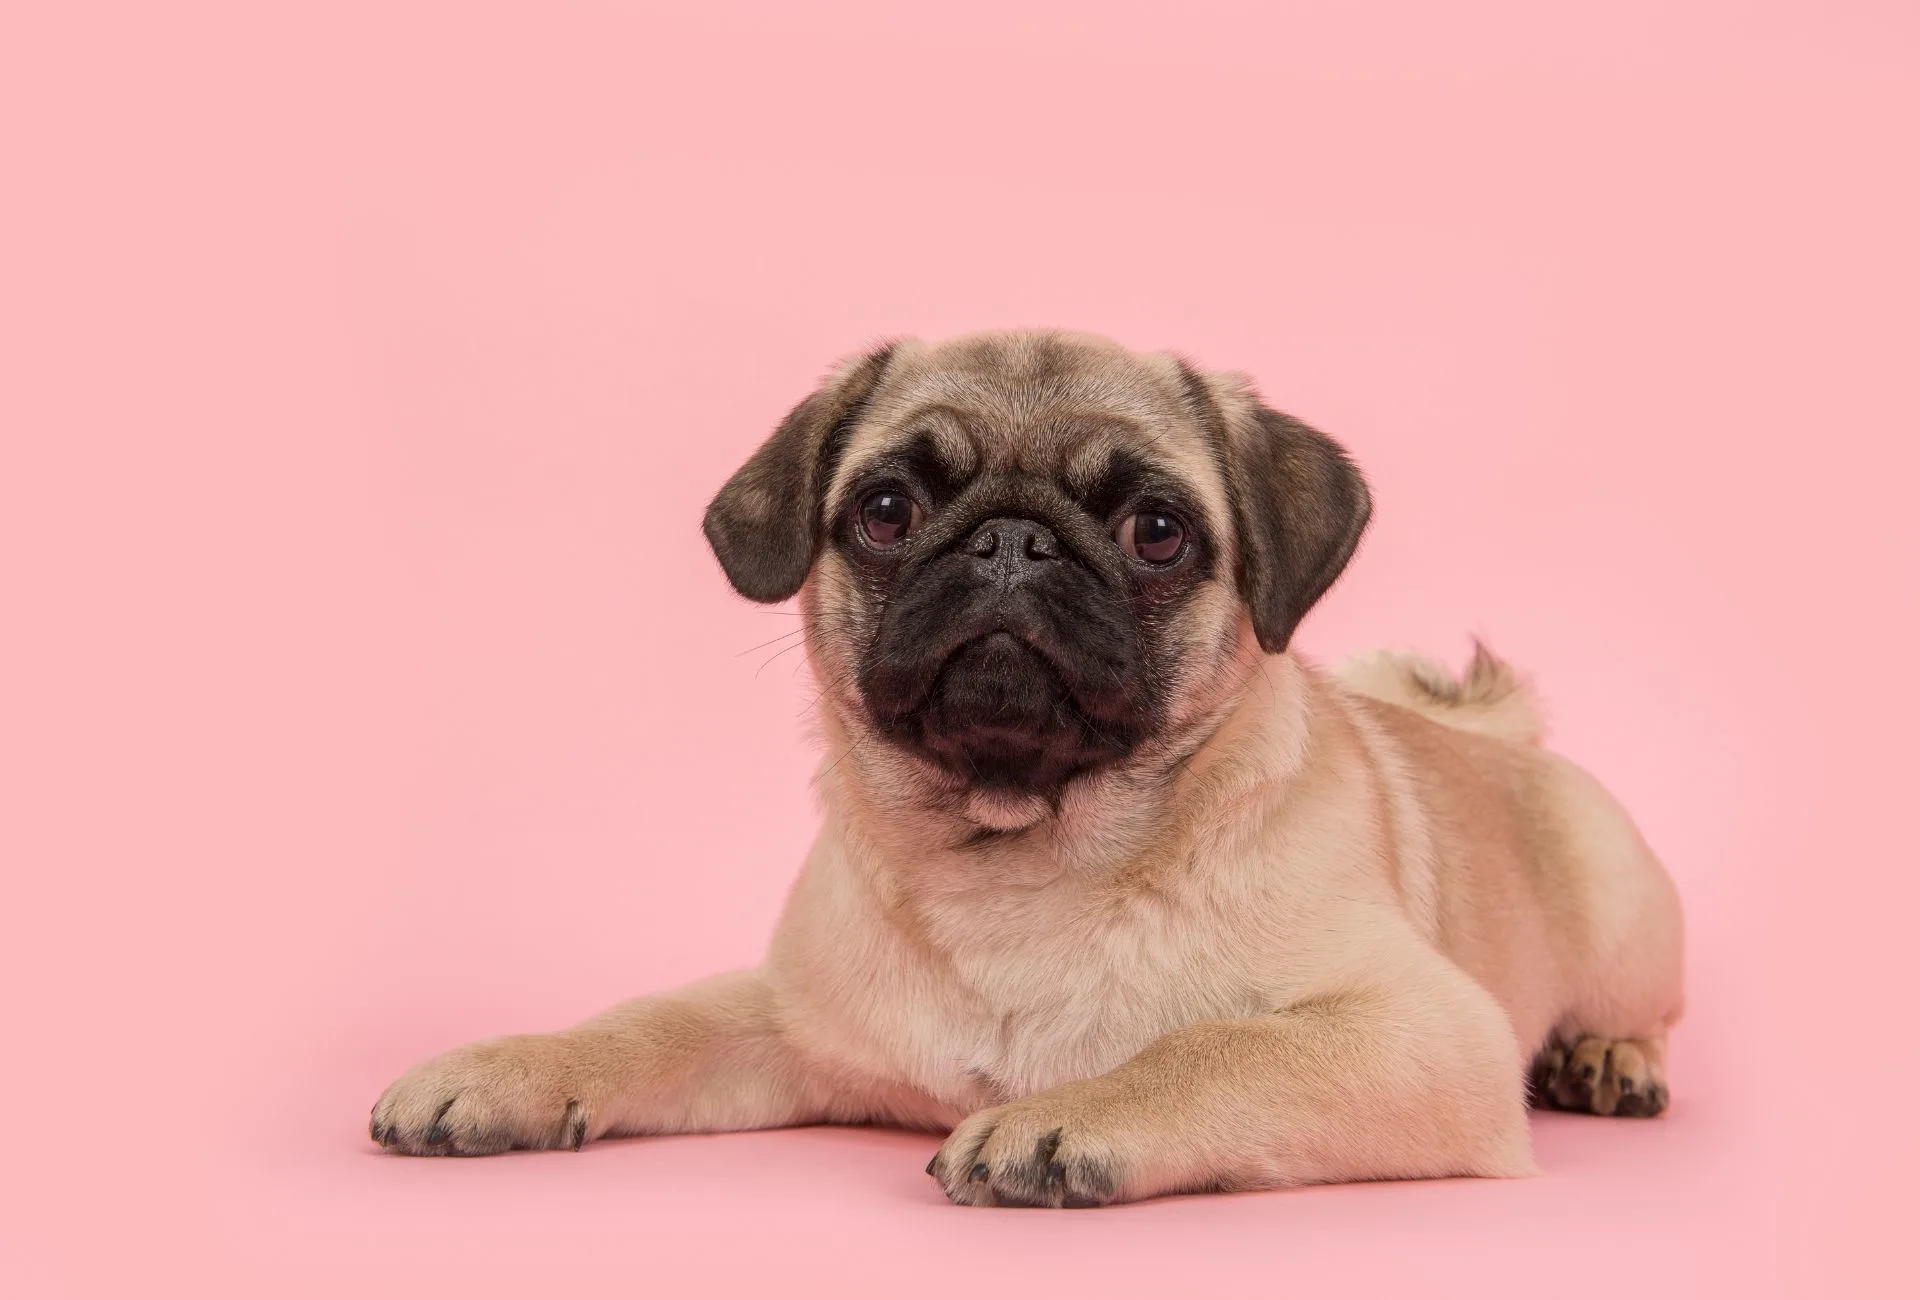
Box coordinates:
[703,345,897,602]
[1179,365,1373,654]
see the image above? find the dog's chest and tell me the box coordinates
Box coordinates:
[895,870,1267,1108]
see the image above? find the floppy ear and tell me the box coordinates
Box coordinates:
[702,345,897,602]
[1180,366,1373,654]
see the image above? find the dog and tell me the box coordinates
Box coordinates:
[371,330,1684,1207]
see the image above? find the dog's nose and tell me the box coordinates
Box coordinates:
[965,516,1061,583]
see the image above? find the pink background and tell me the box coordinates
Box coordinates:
[5,3,1917,1296]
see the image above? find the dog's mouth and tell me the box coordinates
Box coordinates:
[871,630,1142,795]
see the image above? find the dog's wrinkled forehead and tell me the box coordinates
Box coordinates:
[827,333,1227,522]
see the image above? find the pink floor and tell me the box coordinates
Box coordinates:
[142,1102,1799,1298]
[8,3,1917,1297]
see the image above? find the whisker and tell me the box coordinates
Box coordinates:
[736,627,807,657]
[799,671,857,716]
[811,732,869,787]
[755,639,809,678]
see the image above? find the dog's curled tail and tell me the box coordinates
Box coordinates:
[1336,640,1545,745]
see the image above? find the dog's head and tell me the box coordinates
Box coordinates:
[704,332,1370,819]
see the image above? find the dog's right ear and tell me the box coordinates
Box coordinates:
[702,345,897,602]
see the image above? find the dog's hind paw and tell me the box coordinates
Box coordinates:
[1529,1033,1669,1117]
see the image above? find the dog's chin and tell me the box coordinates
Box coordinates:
[961,787,1053,833]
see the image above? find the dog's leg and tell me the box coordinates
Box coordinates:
[928,941,1534,1207]
[371,971,845,1155]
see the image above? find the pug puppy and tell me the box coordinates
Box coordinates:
[371,331,1684,1207]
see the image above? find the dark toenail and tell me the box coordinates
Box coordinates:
[969,1163,989,1184]
[926,1155,939,1176]
[424,1097,457,1146]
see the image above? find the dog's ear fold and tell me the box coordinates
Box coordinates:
[703,345,897,603]
[1179,366,1373,654]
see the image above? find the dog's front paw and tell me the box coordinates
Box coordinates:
[927,1083,1147,1208]
[371,1034,594,1156]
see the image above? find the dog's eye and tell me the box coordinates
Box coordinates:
[1116,512,1186,564]
[858,491,922,549]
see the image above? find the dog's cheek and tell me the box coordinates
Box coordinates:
[800,554,880,704]
[1146,579,1249,729]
